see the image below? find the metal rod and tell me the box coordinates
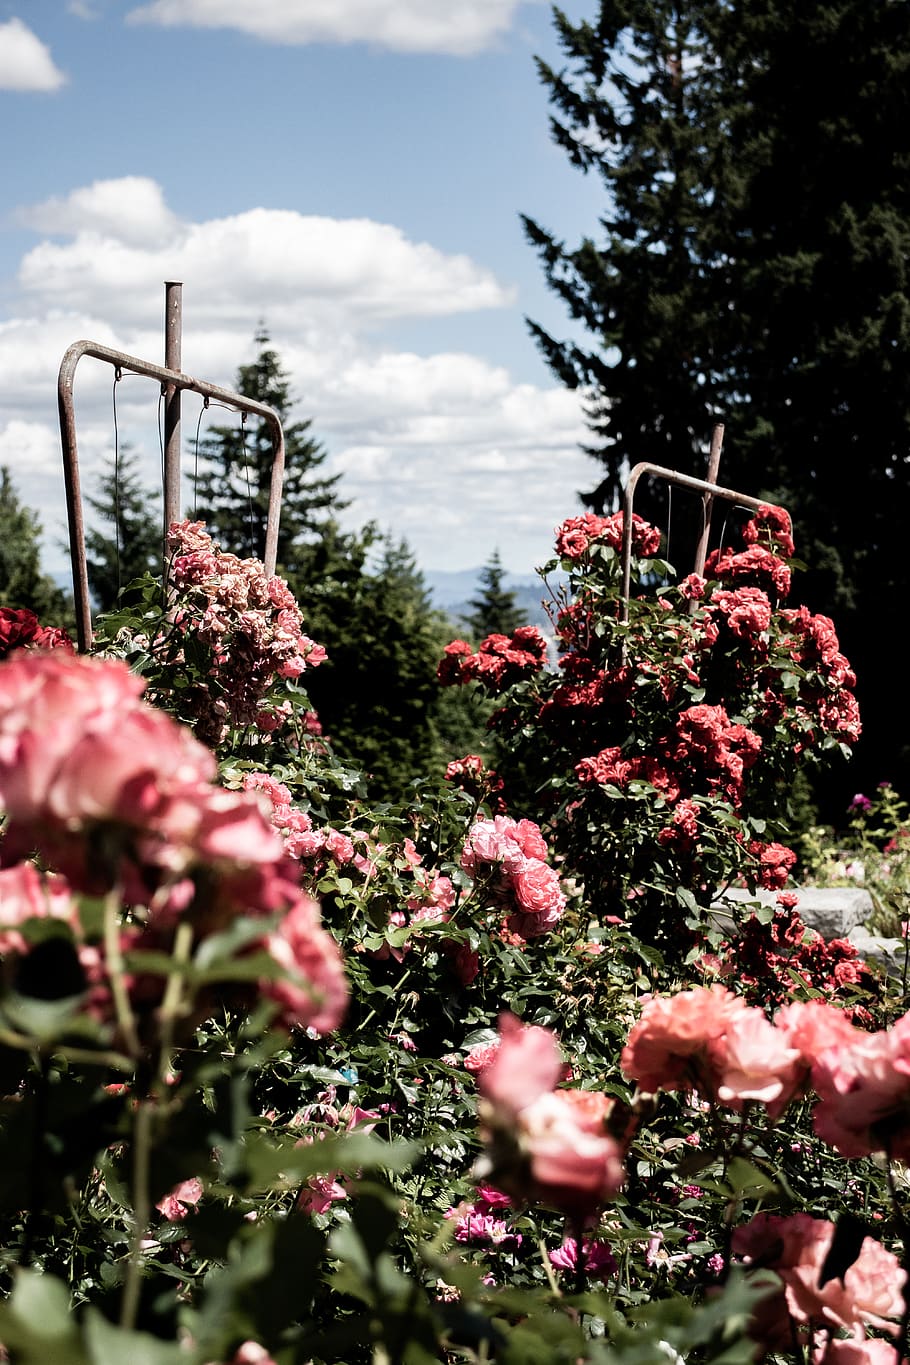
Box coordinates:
[620,457,786,623]
[692,423,725,578]
[58,339,285,650]
[163,282,182,533]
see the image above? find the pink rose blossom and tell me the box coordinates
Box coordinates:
[261,894,348,1035]
[734,1213,905,1339]
[549,1236,616,1280]
[477,1015,625,1215]
[156,1177,203,1221]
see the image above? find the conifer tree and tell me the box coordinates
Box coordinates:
[526,0,910,798]
[84,448,161,613]
[302,530,481,800]
[192,328,345,572]
[0,466,70,623]
[463,550,524,640]
[522,2,729,522]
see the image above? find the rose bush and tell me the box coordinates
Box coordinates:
[0,517,906,1365]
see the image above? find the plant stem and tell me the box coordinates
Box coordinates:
[120,1094,153,1331]
[103,887,141,1058]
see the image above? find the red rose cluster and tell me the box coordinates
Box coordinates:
[437,625,548,691]
[437,505,861,928]
[0,605,73,658]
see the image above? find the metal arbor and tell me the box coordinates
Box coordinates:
[57,282,286,650]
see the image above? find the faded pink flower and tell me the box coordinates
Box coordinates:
[734,1213,905,1339]
[477,1015,624,1215]
[812,1013,910,1159]
[549,1236,616,1280]
[156,1177,203,1221]
[261,894,348,1035]
[620,985,748,1098]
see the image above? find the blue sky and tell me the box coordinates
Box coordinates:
[0,0,606,580]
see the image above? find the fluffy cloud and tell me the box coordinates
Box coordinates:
[125,0,525,56]
[16,180,512,326]
[0,17,67,91]
[17,178,179,249]
[2,176,592,579]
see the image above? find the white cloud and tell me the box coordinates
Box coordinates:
[16,181,512,327]
[0,17,67,91]
[2,177,591,579]
[126,0,524,56]
[17,177,180,249]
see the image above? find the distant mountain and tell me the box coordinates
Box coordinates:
[422,566,565,636]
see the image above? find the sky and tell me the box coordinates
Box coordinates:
[0,0,607,584]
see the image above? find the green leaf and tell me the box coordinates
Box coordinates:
[84,1312,185,1365]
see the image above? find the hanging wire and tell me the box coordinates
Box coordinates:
[192,396,209,520]
[111,368,124,597]
[157,388,166,489]
[239,411,256,557]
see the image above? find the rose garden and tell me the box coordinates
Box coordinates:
[1,502,909,1364]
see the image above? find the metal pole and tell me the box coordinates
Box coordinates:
[692,422,725,578]
[163,282,182,534]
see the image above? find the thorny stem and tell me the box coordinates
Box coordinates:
[0,1027,134,1073]
[120,911,196,1332]
[538,1237,561,1296]
[157,920,194,1081]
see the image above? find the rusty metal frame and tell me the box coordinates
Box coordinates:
[620,425,786,621]
[58,340,286,650]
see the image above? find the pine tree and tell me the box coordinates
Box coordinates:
[522,2,729,524]
[192,328,345,570]
[463,550,524,640]
[527,0,910,801]
[301,530,480,801]
[84,448,162,613]
[0,466,70,623]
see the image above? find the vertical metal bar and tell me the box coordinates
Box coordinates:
[163,282,182,534]
[57,347,93,651]
[263,416,286,577]
[692,422,725,578]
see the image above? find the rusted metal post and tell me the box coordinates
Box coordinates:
[692,422,725,578]
[57,365,93,653]
[163,282,182,535]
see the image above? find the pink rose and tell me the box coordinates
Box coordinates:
[734,1213,905,1338]
[477,1015,625,1215]
[156,1177,203,1222]
[261,894,348,1035]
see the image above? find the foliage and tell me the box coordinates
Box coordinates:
[800,785,910,940]
[525,0,910,803]
[298,527,490,803]
[84,447,162,613]
[192,328,346,571]
[462,551,524,642]
[0,466,71,625]
[1,519,908,1365]
[440,506,859,953]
